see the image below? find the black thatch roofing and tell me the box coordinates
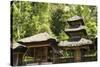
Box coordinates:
[65,26,87,36]
[65,16,85,26]
[67,16,83,22]
[58,38,92,47]
[12,43,27,53]
[16,32,59,54]
[65,26,85,32]
[12,43,26,49]
[18,32,55,43]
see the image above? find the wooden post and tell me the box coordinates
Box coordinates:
[19,54,23,65]
[33,48,35,62]
[46,47,48,62]
[52,52,55,64]
[38,48,42,65]
[34,48,36,62]
[74,48,81,62]
[15,53,23,66]
[16,54,19,66]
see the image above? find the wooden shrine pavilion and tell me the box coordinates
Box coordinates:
[13,32,60,65]
[58,16,93,62]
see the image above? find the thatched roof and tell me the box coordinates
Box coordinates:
[65,26,85,32]
[58,38,92,47]
[18,32,53,43]
[67,16,83,22]
[12,42,26,49]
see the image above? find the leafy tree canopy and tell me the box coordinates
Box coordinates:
[11,1,97,42]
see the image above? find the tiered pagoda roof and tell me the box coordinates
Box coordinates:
[65,16,85,28]
[65,25,87,38]
[59,16,92,47]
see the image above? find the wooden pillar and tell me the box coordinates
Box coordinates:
[34,48,36,62]
[52,53,58,64]
[19,54,23,65]
[16,54,19,65]
[45,47,48,62]
[74,48,81,62]
[38,48,42,65]
[15,53,23,66]
[52,52,56,64]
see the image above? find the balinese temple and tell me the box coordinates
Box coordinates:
[11,16,97,66]
[58,16,93,62]
[12,32,60,66]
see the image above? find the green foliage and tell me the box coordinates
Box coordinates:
[58,31,69,41]
[11,1,97,42]
[61,50,74,58]
[50,9,65,36]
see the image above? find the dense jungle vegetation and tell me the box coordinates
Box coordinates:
[11,1,97,42]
